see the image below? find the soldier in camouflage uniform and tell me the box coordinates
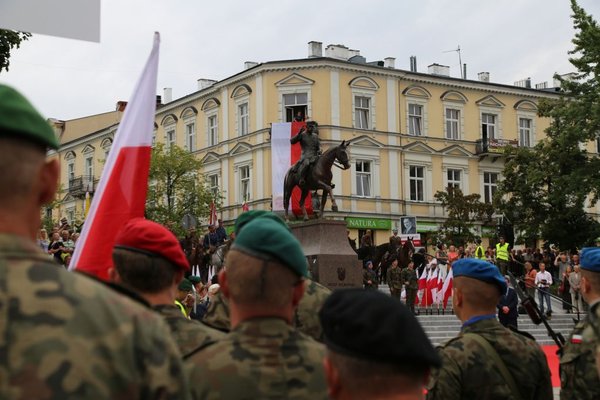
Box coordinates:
[560,247,600,399]
[187,213,327,399]
[386,259,403,300]
[402,261,419,314]
[0,84,190,399]
[363,260,378,290]
[109,218,225,358]
[427,258,552,400]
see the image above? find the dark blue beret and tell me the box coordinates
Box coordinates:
[452,258,507,293]
[319,288,441,368]
[581,247,600,272]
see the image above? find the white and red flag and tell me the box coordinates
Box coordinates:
[440,269,453,309]
[209,200,218,225]
[271,122,313,216]
[418,267,428,291]
[70,33,160,279]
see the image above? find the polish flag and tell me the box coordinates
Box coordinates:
[429,267,439,303]
[70,33,160,279]
[421,268,437,307]
[418,267,428,290]
[271,122,313,216]
[441,269,453,309]
[209,200,218,225]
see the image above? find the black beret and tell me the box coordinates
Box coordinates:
[319,288,441,368]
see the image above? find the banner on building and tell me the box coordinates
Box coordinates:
[271,122,312,216]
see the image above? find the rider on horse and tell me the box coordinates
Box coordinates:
[290,121,321,187]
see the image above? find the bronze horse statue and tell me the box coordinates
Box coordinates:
[284,141,350,221]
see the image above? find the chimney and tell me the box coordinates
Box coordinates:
[308,41,322,58]
[478,72,490,82]
[554,72,577,88]
[325,44,352,60]
[535,81,548,90]
[197,79,217,90]
[428,63,450,77]
[116,101,127,112]
[163,87,172,103]
[244,61,259,70]
[409,56,417,72]
[384,57,395,69]
[514,78,532,88]
[155,95,162,108]
[463,64,467,79]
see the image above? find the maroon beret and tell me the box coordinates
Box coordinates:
[114,218,190,271]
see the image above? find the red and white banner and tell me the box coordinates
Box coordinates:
[440,269,453,309]
[209,200,218,225]
[271,122,312,216]
[70,33,160,279]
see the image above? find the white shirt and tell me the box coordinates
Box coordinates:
[534,270,553,288]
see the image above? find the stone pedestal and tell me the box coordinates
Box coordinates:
[289,220,362,290]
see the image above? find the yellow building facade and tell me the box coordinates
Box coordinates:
[48,43,600,246]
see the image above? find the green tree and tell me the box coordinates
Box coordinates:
[146,143,217,236]
[0,29,32,73]
[433,187,493,247]
[496,0,600,251]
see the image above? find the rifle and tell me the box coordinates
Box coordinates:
[507,271,565,355]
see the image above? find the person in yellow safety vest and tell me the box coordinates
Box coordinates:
[475,238,486,260]
[495,236,511,276]
[175,278,194,318]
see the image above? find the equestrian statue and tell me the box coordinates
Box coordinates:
[283,121,351,221]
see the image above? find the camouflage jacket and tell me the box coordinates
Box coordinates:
[0,233,191,400]
[202,291,231,333]
[294,279,331,342]
[402,268,419,290]
[387,266,403,290]
[560,317,600,400]
[153,304,225,358]
[426,318,552,400]
[187,317,328,400]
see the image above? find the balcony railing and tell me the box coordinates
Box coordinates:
[475,138,520,155]
[68,175,95,196]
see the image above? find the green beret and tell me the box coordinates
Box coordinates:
[188,275,202,284]
[178,278,193,292]
[233,215,307,277]
[0,85,59,149]
[234,210,289,235]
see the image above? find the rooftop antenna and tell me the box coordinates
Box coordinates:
[444,45,464,79]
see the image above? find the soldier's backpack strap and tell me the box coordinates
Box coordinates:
[463,333,523,400]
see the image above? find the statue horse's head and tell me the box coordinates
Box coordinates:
[334,140,351,170]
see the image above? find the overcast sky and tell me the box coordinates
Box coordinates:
[1,0,599,121]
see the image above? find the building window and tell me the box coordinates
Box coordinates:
[238,103,249,136]
[354,96,370,129]
[408,104,423,136]
[167,129,176,148]
[208,173,219,197]
[445,108,460,140]
[66,207,75,224]
[85,157,93,178]
[239,165,250,202]
[283,93,308,122]
[208,115,218,147]
[186,123,196,152]
[447,169,461,190]
[482,113,496,140]
[355,160,372,197]
[409,166,424,201]
[67,162,75,188]
[483,172,499,204]
[519,118,532,147]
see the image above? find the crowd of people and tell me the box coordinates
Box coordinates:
[3,83,600,399]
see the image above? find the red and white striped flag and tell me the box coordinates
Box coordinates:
[271,122,313,216]
[418,267,428,291]
[441,269,453,309]
[70,33,160,279]
[209,200,218,225]
[241,201,249,212]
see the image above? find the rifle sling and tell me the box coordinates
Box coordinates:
[463,333,523,400]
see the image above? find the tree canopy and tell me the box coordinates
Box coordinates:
[496,0,600,251]
[0,29,31,73]
[433,187,493,247]
[146,143,218,236]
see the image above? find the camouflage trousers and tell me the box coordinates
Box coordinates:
[406,289,417,310]
[390,288,402,301]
